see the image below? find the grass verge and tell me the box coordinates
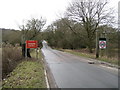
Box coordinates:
[59,49,118,65]
[2,49,46,88]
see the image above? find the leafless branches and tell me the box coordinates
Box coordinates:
[19,17,46,41]
[66,0,115,52]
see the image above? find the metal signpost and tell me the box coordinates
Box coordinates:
[26,40,38,59]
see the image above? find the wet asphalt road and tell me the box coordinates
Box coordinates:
[41,41,118,88]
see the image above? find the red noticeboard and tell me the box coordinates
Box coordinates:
[26,40,38,48]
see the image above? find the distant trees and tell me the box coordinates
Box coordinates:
[19,17,46,57]
[43,0,117,55]
[43,16,118,59]
[43,18,87,49]
[2,30,21,45]
[2,0,117,58]
[65,0,115,53]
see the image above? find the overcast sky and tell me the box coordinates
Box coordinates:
[0,0,119,30]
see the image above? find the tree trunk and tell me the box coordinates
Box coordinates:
[27,48,31,58]
[22,44,31,58]
[88,38,93,53]
[22,44,25,57]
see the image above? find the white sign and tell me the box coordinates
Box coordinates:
[99,41,106,49]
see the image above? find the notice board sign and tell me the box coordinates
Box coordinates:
[26,40,38,48]
[99,38,106,49]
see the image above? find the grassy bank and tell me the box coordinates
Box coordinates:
[59,49,118,65]
[2,49,46,88]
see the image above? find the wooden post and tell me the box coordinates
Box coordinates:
[96,30,99,58]
[36,48,38,59]
[26,44,27,58]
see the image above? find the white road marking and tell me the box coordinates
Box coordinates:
[44,69,50,88]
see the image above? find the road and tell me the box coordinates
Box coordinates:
[41,41,118,88]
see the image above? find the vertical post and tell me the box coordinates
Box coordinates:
[105,32,107,58]
[36,48,37,59]
[36,48,38,59]
[96,30,99,58]
[26,43,27,58]
[21,34,26,57]
[37,48,38,59]
[36,41,38,59]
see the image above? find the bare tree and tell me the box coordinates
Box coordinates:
[19,17,46,57]
[66,0,115,53]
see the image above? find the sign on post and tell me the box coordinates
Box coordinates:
[26,40,38,59]
[26,40,38,48]
[99,38,106,49]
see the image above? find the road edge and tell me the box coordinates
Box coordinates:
[41,49,58,88]
[56,49,119,69]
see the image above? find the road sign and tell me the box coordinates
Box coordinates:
[99,38,106,49]
[26,40,38,48]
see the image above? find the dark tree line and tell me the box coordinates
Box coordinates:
[43,18,118,54]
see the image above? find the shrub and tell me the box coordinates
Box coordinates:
[2,46,23,79]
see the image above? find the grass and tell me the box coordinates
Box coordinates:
[60,49,118,65]
[2,49,46,88]
[30,48,42,60]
